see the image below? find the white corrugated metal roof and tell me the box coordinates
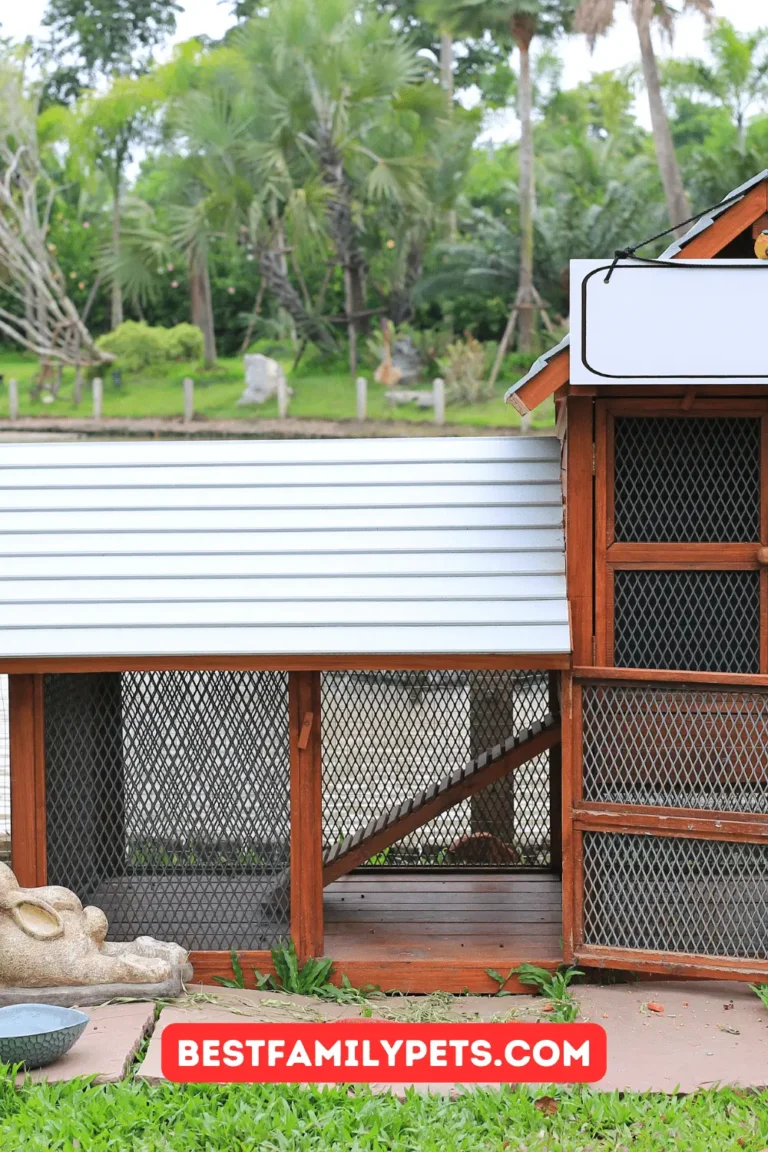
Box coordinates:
[0,436,568,658]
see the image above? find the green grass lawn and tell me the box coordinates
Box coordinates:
[1,1076,767,1151]
[0,350,554,430]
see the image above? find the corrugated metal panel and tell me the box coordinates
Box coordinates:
[0,436,568,657]
[505,171,768,404]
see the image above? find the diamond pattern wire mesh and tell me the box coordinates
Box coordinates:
[44,671,290,951]
[583,832,768,958]
[583,682,768,811]
[614,417,760,542]
[321,671,552,868]
[0,676,8,865]
[614,569,760,673]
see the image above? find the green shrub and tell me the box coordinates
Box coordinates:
[96,321,168,373]
[164,323,204,362]
[96,321,205,373]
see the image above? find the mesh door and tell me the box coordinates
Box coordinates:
[583,832,768,958]
[321,670,552,868]
[44,671,290,951]
[613,569,760,673]
[614,416,760,542]
[582,681,768,811]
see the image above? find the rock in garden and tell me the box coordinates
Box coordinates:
[238,354,286,406]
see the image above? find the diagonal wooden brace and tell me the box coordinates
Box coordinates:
[322,714,560,886]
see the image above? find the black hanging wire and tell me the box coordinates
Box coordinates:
[603,184,764,283]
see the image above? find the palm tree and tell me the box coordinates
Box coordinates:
[434,1,576,352]
[575,0,714,236]
[663,18,768,156]
[236,0,430,372]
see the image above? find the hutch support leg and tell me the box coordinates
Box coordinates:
[8,674,46,887]
[289,670,324,961]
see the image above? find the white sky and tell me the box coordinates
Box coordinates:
[3,0,767,140]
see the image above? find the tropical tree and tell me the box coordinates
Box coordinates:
[235,0,432,371]
[575,0,714,236]
[663,18,768,156]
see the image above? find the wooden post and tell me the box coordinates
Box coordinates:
[8,378,18,421]
[355,376,367,422]
[277,375,289,419]
[8,675,46,887]
[433,377,445,426]
[548,670,562,875]
[92,376,102,420]
[183,376,194,424]
[289,670,323,961]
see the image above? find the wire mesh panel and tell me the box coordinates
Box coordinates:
[613,569,760,673]
[582,681,768,811]
[582,832,768,959]
[0,677,8,865]
[613,417,760,543]
[44,671,290,951]
[321,670,552,868]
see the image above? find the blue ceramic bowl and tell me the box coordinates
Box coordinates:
[0,1004,89,1069]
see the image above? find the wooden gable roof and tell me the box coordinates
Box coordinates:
[505,171,768,415]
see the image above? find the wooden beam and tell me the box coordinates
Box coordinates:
[678,181,768,258]
[573,804,768,842]
[566,398,594,666]
[322,719,560,885]
[8,675,46,886]
[573,665,768,690]
[289,671,323,961]
[508,348,569,416]
[0,653,571,675]
[577,943,768,983]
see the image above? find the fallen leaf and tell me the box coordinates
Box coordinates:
[540,1002,555,1013]
[717,1024,741,1036]
[535,1096,559,1115]
[646,1002,664,1014]
[724,1001,735,1010]
[682,1001,688,1007]
[602,1013,609,1019]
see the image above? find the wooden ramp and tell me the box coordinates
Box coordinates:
[322,714,560,885]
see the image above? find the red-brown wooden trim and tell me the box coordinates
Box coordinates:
[509,349,570,416]
[576,944,768,983]
[548,671,562,875]
[678,180,768,259]
[188,951,561,993]
[574,665,768,689]
[0,653,571,675]
[289,671,323,961]
[566,397,594,665]
[607,543,761,567]
[560,675,582,962]
[8,674,46,886]
[573,803,768,842]
[595,404,609,664]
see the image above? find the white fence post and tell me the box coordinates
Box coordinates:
[277,375,289,419]
[433,377,445,426]
[356,376,367,421]
[183,376,194,424]
[8,378,18,422]
[92,377,102,420]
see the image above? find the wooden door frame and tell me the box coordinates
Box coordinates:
[595,398,768,668]
[8,674,46,887]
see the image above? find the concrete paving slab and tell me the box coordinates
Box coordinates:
[139,981,768,1094]
[18,1002,156,1085]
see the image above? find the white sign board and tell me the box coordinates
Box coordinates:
[570,258,768,385]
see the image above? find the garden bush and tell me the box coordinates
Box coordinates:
[96,321,204,373]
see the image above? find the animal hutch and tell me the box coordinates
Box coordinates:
[0,436,567,993]
[5,173,768,993]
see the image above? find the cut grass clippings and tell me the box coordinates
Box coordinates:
[1,1074,768,1150]
[0,350,554,430]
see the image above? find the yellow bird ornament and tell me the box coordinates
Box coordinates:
[754,229,768,259]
